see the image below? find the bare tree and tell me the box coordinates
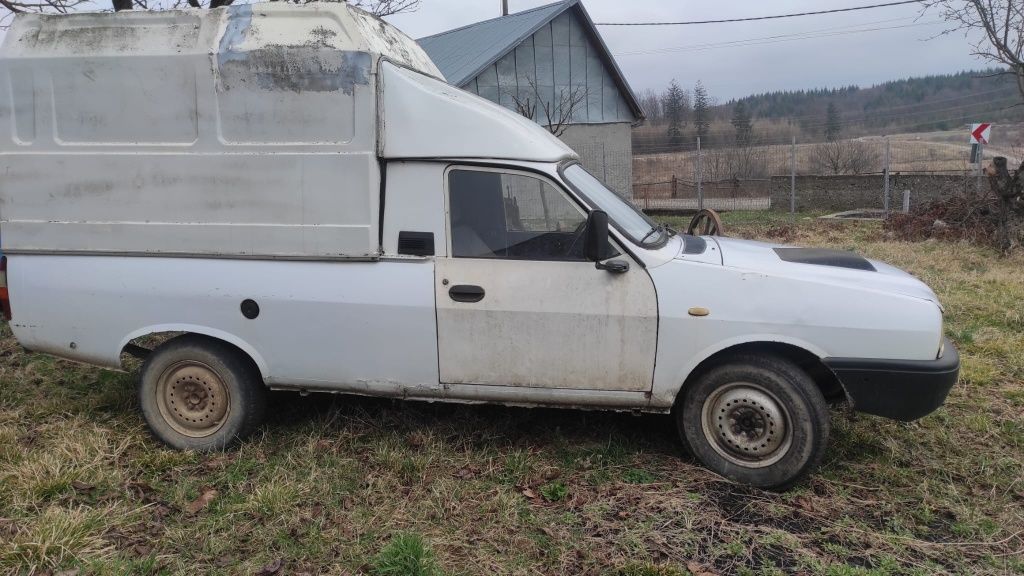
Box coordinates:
[926,0,1024,251]
[510,77,588,138]
[811,139,880,175]
[637,88,662,124]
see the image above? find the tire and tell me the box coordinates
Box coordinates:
[676,354,829,490]
[138,335,266,451]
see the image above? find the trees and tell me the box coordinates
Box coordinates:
[926,0,1024,251]
[662,80,688,145]
[692,80,711,142]
[824,102,841,141]
[638,89,663,124]
[731,101,753,146]
[0,0,418,27]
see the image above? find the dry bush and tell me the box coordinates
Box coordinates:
[885,189,1002,246]
[810,140,881,175]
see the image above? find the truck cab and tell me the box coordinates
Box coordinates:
[0,3,958,489]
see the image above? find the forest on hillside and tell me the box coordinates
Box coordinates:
[635,69,1024,152]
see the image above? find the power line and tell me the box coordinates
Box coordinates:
[594,0,925,26]
[615,21,942,56]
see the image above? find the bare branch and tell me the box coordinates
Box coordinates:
[508,76,587,137]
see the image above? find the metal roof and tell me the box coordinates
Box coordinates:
[418,0,643,120]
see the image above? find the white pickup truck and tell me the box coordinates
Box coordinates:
[0,3,958,489]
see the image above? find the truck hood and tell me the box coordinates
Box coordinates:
[688,236,940,304]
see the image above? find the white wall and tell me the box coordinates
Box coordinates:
[558,122,633,199]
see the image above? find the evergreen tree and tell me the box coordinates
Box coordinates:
[824,102,842,141]
[662,80,687,145]
[693,80,711,141]
[731,101,753,146]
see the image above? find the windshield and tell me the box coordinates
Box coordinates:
[562,163,664,246]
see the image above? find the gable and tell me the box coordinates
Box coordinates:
[461,8,636,125]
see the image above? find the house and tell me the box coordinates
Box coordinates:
[418,0,644,198]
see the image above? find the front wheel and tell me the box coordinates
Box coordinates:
[138,335,266,451]
[677,355,829,490]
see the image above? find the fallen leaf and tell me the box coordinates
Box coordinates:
[185,488,218,514]
[521,488,539,500]
[133,544,152,556]
[616,510,630,519]
[541,526,555,537]
[795,496,815,513]
[454,467,477,480]
[686,561,703,575]
[255,558,282,576]
[71,481,94,492]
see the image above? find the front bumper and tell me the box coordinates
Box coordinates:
[823,338,960,421]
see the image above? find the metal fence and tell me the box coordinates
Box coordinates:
[631,134,1001,213]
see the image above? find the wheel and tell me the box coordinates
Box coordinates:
[687,209,725,236]
[676,355,829,490]
[138,335,266,451]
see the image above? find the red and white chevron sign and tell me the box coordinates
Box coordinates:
[970,123,992,144]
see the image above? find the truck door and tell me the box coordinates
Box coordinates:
[435,166,658,392]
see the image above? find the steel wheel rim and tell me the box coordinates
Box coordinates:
[155,360,231,438]
[701,382,792,468]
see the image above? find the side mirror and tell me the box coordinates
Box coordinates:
[584,210,610,262]
[585,210,630,274]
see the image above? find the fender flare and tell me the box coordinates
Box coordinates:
[118,323,269,380]
[651,334,830,407]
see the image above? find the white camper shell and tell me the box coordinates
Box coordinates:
[0,4,958,490]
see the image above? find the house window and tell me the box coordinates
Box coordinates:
[448,169,590,260]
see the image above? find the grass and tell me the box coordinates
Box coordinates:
[1,211,1023,575]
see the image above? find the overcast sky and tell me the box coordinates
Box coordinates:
[388,0,987,101]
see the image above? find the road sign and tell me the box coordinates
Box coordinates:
[970,123,992,144]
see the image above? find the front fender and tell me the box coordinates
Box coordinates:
[649,334,828,408]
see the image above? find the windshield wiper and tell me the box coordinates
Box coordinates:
[641,224,666,245]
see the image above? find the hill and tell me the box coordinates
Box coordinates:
[726,68,1024,136]
[635,69,1024,152]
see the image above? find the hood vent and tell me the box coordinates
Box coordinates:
[773,248,876,272]
[682,236,708,255]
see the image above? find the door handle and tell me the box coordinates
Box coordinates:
[449,285,485,303]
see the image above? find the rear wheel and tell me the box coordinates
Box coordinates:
[677,355,829,490]
[138,335,266,451]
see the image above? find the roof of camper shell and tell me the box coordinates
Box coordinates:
[0,3,442,75]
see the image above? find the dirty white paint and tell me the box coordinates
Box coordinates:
[380,62,577,163]
[436,256,658,391]
[8,255,441,390]
[645,235,944,408]
[0,4,436,259]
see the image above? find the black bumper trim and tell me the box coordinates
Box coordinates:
[823,338,959,422]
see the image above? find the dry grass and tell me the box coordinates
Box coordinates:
[2,214,1023,575]
[633,124,1024,186]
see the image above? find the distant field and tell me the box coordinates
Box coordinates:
[2,213,1023,575]
[633,124,1024,188]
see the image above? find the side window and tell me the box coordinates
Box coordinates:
[449,169,589,260]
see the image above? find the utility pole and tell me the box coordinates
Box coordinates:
[696,137,703,211]
[502,0,509,16]
[976,142,984,196]
[790,135,796,217]
[883,138,891,215]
